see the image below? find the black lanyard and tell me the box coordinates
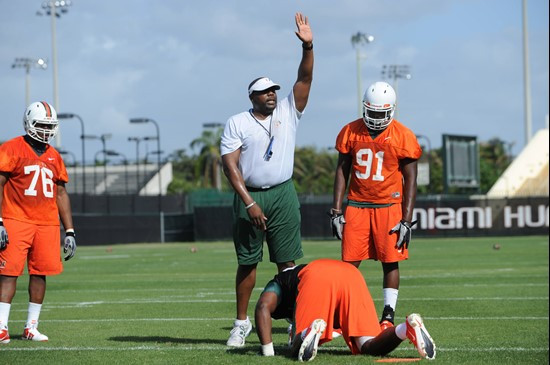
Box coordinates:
[249,110,272,137]
[249,110,274,161]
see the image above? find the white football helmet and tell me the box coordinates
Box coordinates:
[362,82,396,130]
[23,101,59,144]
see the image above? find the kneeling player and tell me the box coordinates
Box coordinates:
[254,259,435,361]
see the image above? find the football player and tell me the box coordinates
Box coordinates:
[255,259,436,361]
[331,82,421,331]
[0,101,76,344]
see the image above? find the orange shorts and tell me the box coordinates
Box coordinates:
[0,218,62,276]
[342,204,408,263]
[294,259,380,354]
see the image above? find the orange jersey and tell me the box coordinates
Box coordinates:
[335,119,421,204]
[0,136,68,225]
[295,259,380,354]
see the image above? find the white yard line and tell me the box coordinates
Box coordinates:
[6,316,548,323]
[2,345,548,352]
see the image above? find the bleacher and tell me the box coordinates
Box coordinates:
[487,128,549,197]
[65,162,172,195]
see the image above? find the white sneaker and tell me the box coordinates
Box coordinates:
[22,327,49,342]
[226,319,252,347]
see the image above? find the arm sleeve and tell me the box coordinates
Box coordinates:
[0,144,16,173]
[335,124,351,154]
[220,117,243,156]
[262,280,282,306]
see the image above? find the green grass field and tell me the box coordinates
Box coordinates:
[1,236,548,364]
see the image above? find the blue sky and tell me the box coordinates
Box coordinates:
[1,0,548,163]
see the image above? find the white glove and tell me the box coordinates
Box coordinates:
[63,231,77,261]
[331,213,346,240]
[0,223,8,251]
[389,220,417,249]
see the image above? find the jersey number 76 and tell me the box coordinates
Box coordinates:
[24,165,55,198]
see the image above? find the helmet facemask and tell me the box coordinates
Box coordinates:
[363,102,395,130]
[25,119,59,144]
[362,81,396,131]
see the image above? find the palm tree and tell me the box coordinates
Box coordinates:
[190,127,223,190]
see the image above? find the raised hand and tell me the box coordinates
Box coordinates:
[295,12,313,44]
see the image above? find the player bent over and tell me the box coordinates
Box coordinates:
[255,259,435,361]
[0,101,77,344]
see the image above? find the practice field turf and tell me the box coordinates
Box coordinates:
[1,236,548,364]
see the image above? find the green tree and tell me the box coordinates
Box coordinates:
[479,138,511,193]
[167,149,197,194]
[190,127,224,190]
[293,146,338,194]
[417,138,511,195]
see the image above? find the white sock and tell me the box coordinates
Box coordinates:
[395,323,407,340]
[234,316,249,326]
[383,288,399,311]
[26,302,42,328]
[0,302,11,328]
[261,342,275,356]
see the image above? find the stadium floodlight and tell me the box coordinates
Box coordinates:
[381,65,412,119]
[351,32,375,118]
[36,0,72,148]
[11,57,48,106]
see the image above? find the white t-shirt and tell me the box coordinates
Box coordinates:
[220,91,302,189]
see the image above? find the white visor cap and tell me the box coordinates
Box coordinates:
[248,77,281,95]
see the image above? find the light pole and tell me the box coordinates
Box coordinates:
[99,134,112,196]
[351,32,374,118]
[11,58,48,106]
[58,149,77,196]
[522,0,532,145]
[416,135,432,191]
[130,118,162,211]
[128,136,144,193]
[36,0,72,148]
[104,150,129,195]
[381,65,411,119]
[85,133,111,194]
[58,112,86,210]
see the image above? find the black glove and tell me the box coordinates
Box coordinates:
[63,231,77,261]
[389,220,417,249]
[0,221,8,251]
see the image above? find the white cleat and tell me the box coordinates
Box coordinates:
[22,327,49,342]
[406,313,436,360]
[298,319,326,362]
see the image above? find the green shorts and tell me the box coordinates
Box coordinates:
[233,179,303,265]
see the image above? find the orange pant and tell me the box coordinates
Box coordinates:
[0,218,62,276]
[342,204,408,263]
[294,259,380,354]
